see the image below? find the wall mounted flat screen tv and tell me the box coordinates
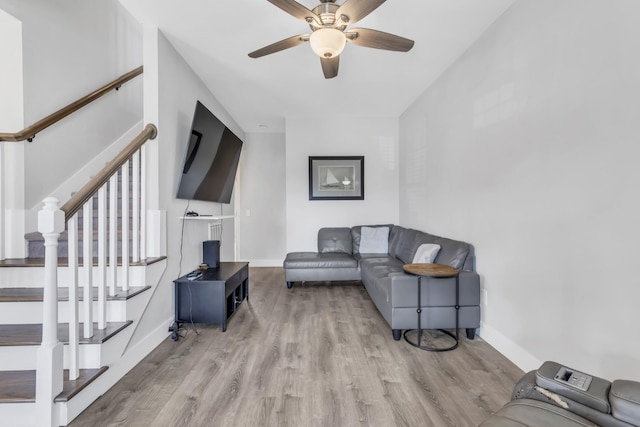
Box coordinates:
[176,101,243,204]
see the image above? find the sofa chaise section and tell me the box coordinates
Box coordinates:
[284,227,360,288]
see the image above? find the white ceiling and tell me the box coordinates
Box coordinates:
[118,0,515,133]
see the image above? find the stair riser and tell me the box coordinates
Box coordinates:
[0,265,150,288]
[0,402,36,427]
[0,342,102,371]
[0,300,132,324]
[0,320,136,371]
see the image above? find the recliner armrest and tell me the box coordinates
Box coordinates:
[512,362,640,427]
[610,380,640,426]
[535,361,611,414]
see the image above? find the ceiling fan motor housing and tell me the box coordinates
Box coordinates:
[310,2,347,31]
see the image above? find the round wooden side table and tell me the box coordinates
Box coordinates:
[402,263,460,352]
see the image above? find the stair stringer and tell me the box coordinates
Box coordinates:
[56,258,168,426]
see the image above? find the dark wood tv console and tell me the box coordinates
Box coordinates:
[171,262,249,340]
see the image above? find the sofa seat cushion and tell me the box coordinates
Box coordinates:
[359,256,405,302]
[359,255,404,275]
[284,252,358,269]
[480,399,597,427]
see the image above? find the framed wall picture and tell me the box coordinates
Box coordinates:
[309,156,364,200]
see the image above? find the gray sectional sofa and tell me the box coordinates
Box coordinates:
[283,224,480,341]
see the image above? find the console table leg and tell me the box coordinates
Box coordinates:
[417,276,422,347]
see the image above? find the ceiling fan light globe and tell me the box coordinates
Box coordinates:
[309,28,346,58]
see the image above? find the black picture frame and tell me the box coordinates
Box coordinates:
[309,156,364,200]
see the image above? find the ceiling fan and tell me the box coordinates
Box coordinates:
[248,0,414,79]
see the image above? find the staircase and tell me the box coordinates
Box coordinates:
[0,124,165,426]
[0,257,165,426]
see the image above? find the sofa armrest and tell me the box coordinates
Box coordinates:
[458,270,480,306]
[388,270,479,308]
[610,380,640,426]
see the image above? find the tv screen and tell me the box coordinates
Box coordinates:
[176,101,243,204]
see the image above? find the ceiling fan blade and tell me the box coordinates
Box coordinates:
[321,56,339,79]
[346,28,414,52]
[248,34,309,58]
[335,0,386,25]
[267,0,320,22]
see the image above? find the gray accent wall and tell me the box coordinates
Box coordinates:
[399,0,640,381]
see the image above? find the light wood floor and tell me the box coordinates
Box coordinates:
[70,267,523,427]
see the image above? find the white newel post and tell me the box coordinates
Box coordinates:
[36,197,64,427]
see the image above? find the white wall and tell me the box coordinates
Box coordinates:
[132,28,245,339]
[0,9,25,259]
[399,0,640,381]
[0,9,23,132]
[0,0,143,209]
[238,132,287,266]
[286,117,399,251]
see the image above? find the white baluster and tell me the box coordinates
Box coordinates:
[82,202,94,338]
[132,151,140,262]
[35,197,64,427]
[140,146,146,261]
[67,214,80,380]
[121,161,130,291]
[109,174,118,296]
[97,186,107,329]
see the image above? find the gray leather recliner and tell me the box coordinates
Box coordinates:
[481,361,640,427]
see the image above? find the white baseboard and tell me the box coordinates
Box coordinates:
[479,321,542,373]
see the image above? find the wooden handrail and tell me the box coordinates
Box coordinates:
[0,66,143,142]
[61,123,157,221]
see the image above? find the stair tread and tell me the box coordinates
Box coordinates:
[0,321,132,346]
[0,286,151,302]
[0,367,108,403]
[0,256,166,268]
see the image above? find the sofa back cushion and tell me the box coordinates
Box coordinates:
[431,236,471,269]
[395,229,428,263]
[318,227,352,254]
[392,228,471,270]
[388,225,406,258]
[351,224,394,254]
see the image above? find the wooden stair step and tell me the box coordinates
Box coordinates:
[0,321,132,346]
[0,286,151,303]
[0,256,166,268]
[0,367,108,403]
